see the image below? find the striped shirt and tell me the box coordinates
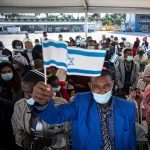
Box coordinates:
[98,99,115,150]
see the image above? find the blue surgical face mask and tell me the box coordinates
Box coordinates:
[59,37,63,41]
[126,56,133,62]
[92,90,112,104]
[26,98,35,105]
[16,46,22,50]
[52,86,61,92]
[1,73,13,81]
[35,42,40,46]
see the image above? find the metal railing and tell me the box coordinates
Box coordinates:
[0,18,85,22]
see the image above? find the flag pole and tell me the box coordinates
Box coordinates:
[42,39,47,85]
[44,65,47,84]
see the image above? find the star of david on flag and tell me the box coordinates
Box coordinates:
[42,40,106,77]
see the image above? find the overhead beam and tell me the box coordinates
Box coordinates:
[0,6,86,13]
[1,6,150,14]
[88,6,150,14]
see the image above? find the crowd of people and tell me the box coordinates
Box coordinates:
[0,31,150,150]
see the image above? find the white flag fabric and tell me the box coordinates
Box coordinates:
[43,40,106,77]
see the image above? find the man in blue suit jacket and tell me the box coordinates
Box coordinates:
[32,71,137,150]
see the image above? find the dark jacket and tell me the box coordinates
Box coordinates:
[0,81,23,104]
[0,98,16,149]
[32,45,43,60]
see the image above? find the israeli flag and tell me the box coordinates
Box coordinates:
[110,53,120,63]
[43,40,68,71]
[43,40,106,77]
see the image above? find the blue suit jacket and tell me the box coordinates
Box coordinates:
[38,92,137,150]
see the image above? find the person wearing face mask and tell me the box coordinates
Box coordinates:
[32,39,43,60]
[58,34,63,41]
[23,32,32,43]
[2,48,13,62]
[0,62,23,104]
[0,41,7,59]
[11,70,71,150]
[24,41,34,63]
[102,38,115,61]
[31,70,137,150]
[111,37,120,55]
[134,47,148,72]
[41,31,48,42]
[12,52,32,76]
[86,39,96,50]
[115,48,139,97]
[12,40,24,56]
[48,75,70,101]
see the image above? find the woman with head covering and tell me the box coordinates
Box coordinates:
[12,53,31,76]
[0,62,23,104]
[132,37,140,57]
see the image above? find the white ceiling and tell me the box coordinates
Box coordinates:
[1,0,150,8]
[0,0,150,13]
[0,0,83,7]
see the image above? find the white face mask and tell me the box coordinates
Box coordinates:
[92,90,112,104]
[126,56,133,62]
[1,73,13,81]
[26,98,35,105]
[88,46,95,49]
[105,47,110,51]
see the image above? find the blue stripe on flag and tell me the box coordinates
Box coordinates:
[68,49,106,57]
[44,60,67,68]
[43,41,67,49]
[68,69,101,75]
